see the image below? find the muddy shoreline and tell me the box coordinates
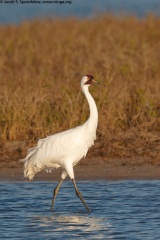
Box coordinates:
[1,160,160,181]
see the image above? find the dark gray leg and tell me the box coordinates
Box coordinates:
[50,178,64,210]
[72,178,90,212]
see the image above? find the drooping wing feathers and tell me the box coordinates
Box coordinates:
[23,124,96,180]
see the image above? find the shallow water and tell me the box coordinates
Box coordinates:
[0,180,160,239]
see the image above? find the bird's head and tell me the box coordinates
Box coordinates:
[81,75,105,89]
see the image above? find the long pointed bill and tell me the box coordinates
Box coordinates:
[92,79,106,87]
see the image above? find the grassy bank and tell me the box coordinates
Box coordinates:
[0,15,160,165]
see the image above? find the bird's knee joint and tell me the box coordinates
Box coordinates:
[76,190,82,198]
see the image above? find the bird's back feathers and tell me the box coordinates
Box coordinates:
[24,123,96,180]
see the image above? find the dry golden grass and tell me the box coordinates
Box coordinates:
[0,15,160,164]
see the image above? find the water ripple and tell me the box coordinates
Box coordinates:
[0,180,160,239]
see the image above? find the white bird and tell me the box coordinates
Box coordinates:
[23,75,105,212]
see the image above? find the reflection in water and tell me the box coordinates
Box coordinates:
[1,180,160,239]
[34,214,111,239]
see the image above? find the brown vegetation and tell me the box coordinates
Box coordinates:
[0,15,160,167]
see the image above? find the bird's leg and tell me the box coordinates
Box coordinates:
[72,178,90,212]
[50,178,64,210]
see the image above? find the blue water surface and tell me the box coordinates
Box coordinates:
[0,0,160,24]
[0,180,160,239]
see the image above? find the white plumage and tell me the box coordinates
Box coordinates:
[23,75,104,212]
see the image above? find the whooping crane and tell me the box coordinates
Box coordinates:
[23,75,105,212]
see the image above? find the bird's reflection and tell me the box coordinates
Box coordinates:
[33,212,111,238]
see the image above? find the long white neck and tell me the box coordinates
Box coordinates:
[82,84,98,131]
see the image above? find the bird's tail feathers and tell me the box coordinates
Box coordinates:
[23,144,41,180]
[23,141,44,180]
